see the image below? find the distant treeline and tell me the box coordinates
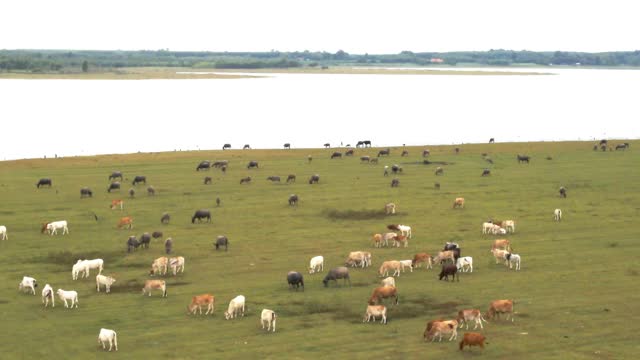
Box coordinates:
[2,49,640,72]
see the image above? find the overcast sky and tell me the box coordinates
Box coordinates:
[2,0,638,54]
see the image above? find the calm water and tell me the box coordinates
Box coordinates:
[0,68,637,160]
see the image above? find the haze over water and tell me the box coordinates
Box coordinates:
[1,68,637,161]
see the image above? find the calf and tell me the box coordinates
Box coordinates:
[399,259,413,272]
[345,251,368,268]
[288,194,299,206]
[19,276,37,295]
[117,216,133,229]
[224,295,245,319]
[412,253,433,269]
[142,280,167,297]
[453,197,465,208]
[457,309,487,330]
[261,309,277,332]
[164,237,173,254]
[459,332,487,351]
[188,294,215,315]
[139,232,151,249]
[384,202,396,215]
[439,264,459,281]
[554,208,562,221]
[98,328,118,352]
[308,174,320,184]
[492,239,512,252]
[96,275,116,293]
[110,199,124,210]
[161,212,170,224]
[486,299,514,322]
[56,289,79,308]
[363,305,387,324]
[42,284,54,307]
[433,250,456,265]
[372,233,384,248]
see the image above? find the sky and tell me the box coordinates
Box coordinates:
[1,0,639,54]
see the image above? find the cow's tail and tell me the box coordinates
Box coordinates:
[113,331,118,350]
[272,312,276,321]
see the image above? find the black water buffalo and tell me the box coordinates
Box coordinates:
[331,152,342,159]
[489,138,495,143]
[356,140,372,148]
[482,169,491,176]
[126,236,140,253]
[240,176,251,184]
[267,176,281,182]
[616,143,629,150]
[139,232,151,249]
[80,187,93,198]
[599,139,608,146]
[132,176,147,185]
[360,156,370,162]
[435,182,441,190]
[107,182,121,193]
[559,186,567,198]
[243,144,251,149]
[214,235,228,251]
[196,161,211,171]
[391,165,402,174]
[284,143,291,149]
[439,264,459,282]
[288,194,298,206]
[377,148,390,157]
[192,209,211,223]
[391,178,400,187]
[443,242,459,251]
[517,155,530,164]
[345,149,354,156]
[324,143,330,148]
[128,188,135,198]
[286,174,296,183]
[222,143,231,150]
[204,176,212,185]
[36,178,52,188]
[309,174,320,184]
[247,161,259,169]
[109,171,123,181]
[401,150,409,157]
[152,231,163,239]
[216,197,221,207]
[287,271,304,291]
[323,267,351,287]
[164,237,172,254]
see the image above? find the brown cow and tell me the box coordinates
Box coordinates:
[492,239,512,251]
[453,197,465,209]
[368,286,398,305]
[459,332,487,351]
[142,280,167,297]
[412,253,433,269]
[372,233,384,248]
[457,309,488,330]
[426,320,459,342]
[188,294,215,315]
[486,299,514,322]
[117,216,133,229]
[110,199,124,210]
[433,250,455,264]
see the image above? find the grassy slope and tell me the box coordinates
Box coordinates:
[0,141,638,359]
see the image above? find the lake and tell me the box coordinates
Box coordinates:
[0,68,637,160]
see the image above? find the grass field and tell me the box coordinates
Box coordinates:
[0,141,638,359]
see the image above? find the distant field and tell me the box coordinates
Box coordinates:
[0,141,638,359]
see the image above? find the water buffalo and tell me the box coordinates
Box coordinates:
[517,155,530,164]
[323,267,351,287]
[267,176,281,182]
[213,160,228,168]
[80,187,93,198]
[214,235,228,251]
[422,149,430,157]
[192,209,211,223]
[222,143,231,150]
[284,143,291,149]
[36,178,52,188]
[439,264,459,282]
[240,176,251,184]
[616,143,629,150]
[360,156,370,162]
[324,143,330,148]
[204,176,212,185]
[356,140,372,148]
[309,174,320,184]
[132,176,146,185]
[247,161,259,169]
[109,171,123,181]
[489,138,495,143]
[139,232,151,249]
[599,139,608,146]
[559,186,567,198]
[482,169,491,176]
[345,149,354,156]
[377,148,390,157]
[152,231,163,239]
[286,174,296,183]
[331,152,342,159]
[128,188,135,198]
[196,161,211,171]
[164,237,172,254]
[147,186,155,196]
[391,178,400,187]
[126,236,140,253]
[287,271,304,291]
[243,144,251,149]
[107,182,121,193]
[401,150,409,157]
[288,194,298,206]
[391,165,402,174]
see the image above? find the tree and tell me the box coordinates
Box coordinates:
[82,60,88,73]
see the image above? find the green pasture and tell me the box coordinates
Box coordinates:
[0,141,638,359]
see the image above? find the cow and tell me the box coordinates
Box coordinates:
[126,236,140,253]
[287,271,304,291]
[502,220,515,233]
[224,295,245,319]
[308,256,324,274]
[96,275,116,293]
[169,256,185,276]
[517,154,530,163]
[139,232,151,249]
[80,187,93,198]
[147,186,156,196]
[435,167,444,176]
[323,267,351,287]
[309,174,320,184]
[491,248,510,265]
[368,286,398,305]
[492,239,512,252]
[240,176,252,184]
[36,178,52,188]
[390,178,399,187]
[363,305,387,324]
[345,251,369,268]
[370,158,379,164]
[142,280,167,297]
[422,149,430,157]
[267,176,281,182]
[42,220,69,235]
[324,143,330,148]
[486,299,514,321]
[393,234,409,248]
[132,175,146,185]
[192,209,211,223]
[117,216,133,229]
[433,251,456,265]
[505,253,521,270]
[288,194,299,206]
[196,161,211,171]
[559,186,567,198]
[153,231,163,239]
[456,256,473,273]
[0,225,7,241]
[213,160,229,168]
[384,202,396,215]
[98,328,118,352]
[222,143,231,150]
[161,212,170,224]
[286,174,296,183]
[391,164,402,174]
[19,276,37,294]
[381,277,396,287]
[401,150,409,157]
[164,237,172,254]
[107,182,121,193]
[110,199,124,210]
[426,320,459,342]
[109,171,123,181]
[215,235,229,251]
[378,261,402,277]
[261,309,277,332]
[453,197,465,208]
[372,233,384,248]
[459,332,487,351]
[345,149,354,156]
[128,187,135,198]
[616,143,630,150]
[482,169,491,176]
[554,208,562,221]
[41,283,55,307]
[377,148,390,157]
[381,232,397,248]
[188,294,215,315]
[331,152,342,159]
[76,259,104,278]
[489,138,495,143]
[388,224,411,238]
[439,264,459,281]
[360,156,370,163]
[56,289,79,308]
[284,143,291,149]
[457,309,487,330]
[412,253,433,269]
[150,257,168,276]
[243,144,251,149]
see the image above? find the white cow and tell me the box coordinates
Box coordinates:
[554,208,562,221]
[491,248,510,266]
[309,255,324,274]
[98,328,118,351]
[96,275,116,293]
[399,260,413,273]
[46,220,69,235]
[0,225,7,240]
[19,276,37,295]
[456,256,473,273]
[260,309,277,332]
[224,295,245,320]
[42,284,55,307]
[381,277,396,287]
[482,222,494,234]
[506,253,521,271]
[73,259,104,279]
[56,289,79,308]
[72,260,86,280]
[503,220,516,233]
[397,225,412,239]
[363,305,387,324]
[169,256,185,276]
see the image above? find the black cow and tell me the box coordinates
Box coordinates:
[599,139,608,146]
[288,194,298,206]
[216,197,221,207]
[222,143,231,150]
[240,176,251,184]
[284,143,291,149]
[147,186,155,196]
[559,186,567,198]
[128,188,135,198]
[435,182,441,190]
[267,176,281,182]
[489,138,495,143]
[243,144,251,149]
[204,176,212,185]
[107,182,121,193]
[391,165,402,174]
[196,161,211,171]
[286,174,296,183]
[482,169,491,176]
[331,152,342,159]
[126,236,140,253]
[377,148,390,157]
[152,231,163,239]
[391,178,400,187]
[517,155,530,164]
[443,242,459,251]
[356,141,365,148]
[36,178,52,188]
[80,187,93,198]
[164,237,172,254]
[324,143,330,148]
[345,149,354,156]
[109,171,123,181]
[363,140,372,147]
[132,176,146,185]
[192,209,211,223]
[139,232,151,249]
[287,271,304,291]
[616,143,629,150]
[214,235,228,251]
[247,161,259,169]
[323,267,351,287]
[439,264,459,282]
[309,174,320,184]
